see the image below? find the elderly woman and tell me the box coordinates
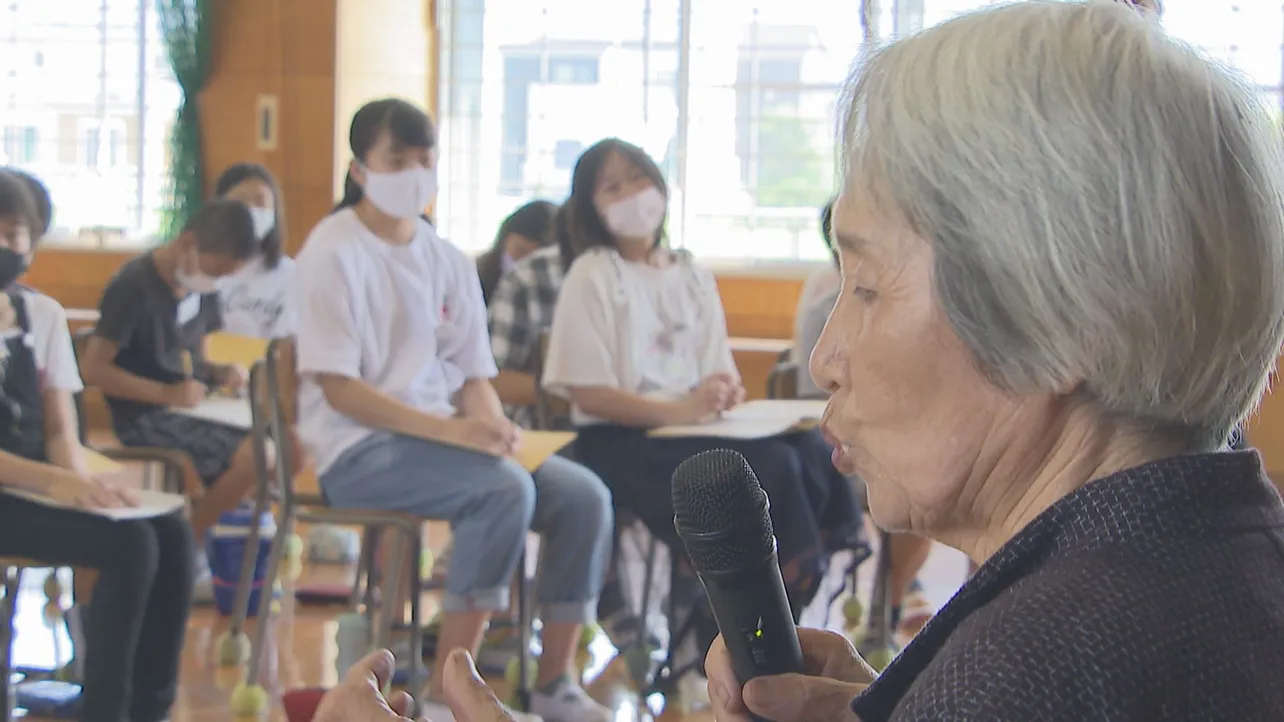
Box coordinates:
[312,2,1284,721]
[701,2,1284,721]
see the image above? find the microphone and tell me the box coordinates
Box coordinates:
[671,449,805,694]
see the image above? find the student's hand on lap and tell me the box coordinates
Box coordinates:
[680,375,736,424]
[167,379,208,408]
[443,417,516,457]
[49,472,138,510]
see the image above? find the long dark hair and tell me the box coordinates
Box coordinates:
[477,200,558,306]
[333,98,436,221]
[214,162,286,269]
[565,138,668,258]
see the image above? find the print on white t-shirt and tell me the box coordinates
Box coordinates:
[292,210,496,475]
[216,255,297,339]
[542,248,738,427]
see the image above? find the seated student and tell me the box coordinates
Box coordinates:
[542,137,868,688]
[476,199,557,307]
[80,199,262,550]
[793,198,935,638]
[212,163,296,339]
[294,97,614,722]
[487,204,572,427]
[0,169,194,722]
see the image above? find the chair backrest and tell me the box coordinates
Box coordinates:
[260,337,301,502]
[533,330,570,431]
[765,348,800,400]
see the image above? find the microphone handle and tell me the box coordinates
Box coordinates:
[696,546,805,712]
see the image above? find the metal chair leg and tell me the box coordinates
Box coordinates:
[1,567,22,722]
[514,548,531,712]
[405,524,424,696]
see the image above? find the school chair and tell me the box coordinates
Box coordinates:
[224,339,536,715]
[765,349,800,400]
[0,560,74,722]
[532,332,691,701]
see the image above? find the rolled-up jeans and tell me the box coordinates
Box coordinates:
[320,431,613,623]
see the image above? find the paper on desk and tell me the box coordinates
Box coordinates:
[172,397,253,430]
[0,487,187,521]
[649,399,828,440]
[514,431,576,472]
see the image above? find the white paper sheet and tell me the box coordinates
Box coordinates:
[0,487,187,521]
[648,399,829,440]
[172,397,253,430]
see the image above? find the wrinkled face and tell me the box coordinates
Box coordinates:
[811,185,1023,533]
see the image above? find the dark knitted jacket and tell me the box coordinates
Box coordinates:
[853,451,1284,721]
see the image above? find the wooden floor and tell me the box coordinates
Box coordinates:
[9,530,970,722]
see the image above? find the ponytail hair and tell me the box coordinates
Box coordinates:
[332,98,437,215]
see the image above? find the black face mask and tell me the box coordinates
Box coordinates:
[0,248,28,290]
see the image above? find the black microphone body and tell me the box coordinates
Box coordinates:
[672,450,806,705]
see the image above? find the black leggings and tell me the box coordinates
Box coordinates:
[0,496,194,722]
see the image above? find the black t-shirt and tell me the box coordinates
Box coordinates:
[95,252,222,424]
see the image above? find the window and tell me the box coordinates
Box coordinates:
[436,0,1284,264]
[2,126,38,164]
[0,0,182,246]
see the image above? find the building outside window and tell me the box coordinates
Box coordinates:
[0,0,181,246]
[436,0,1284,265]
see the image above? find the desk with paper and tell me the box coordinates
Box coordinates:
[172,396,253,430]
[648,399,828,440]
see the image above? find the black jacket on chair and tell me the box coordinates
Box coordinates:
[852,451,1284,721]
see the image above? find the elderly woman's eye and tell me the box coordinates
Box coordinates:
[852,286,878,301]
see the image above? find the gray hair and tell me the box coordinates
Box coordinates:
[840,0,1284,450]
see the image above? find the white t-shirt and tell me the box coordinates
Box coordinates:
[791,265,841,398]
[10,291,84,395]
[294,210,497,475]
[216,255,297,339]
[542,248,738,427]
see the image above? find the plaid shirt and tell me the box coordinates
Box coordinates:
[487,245,566,427]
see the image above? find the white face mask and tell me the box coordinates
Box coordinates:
[248,207,276,240]
[361,166,437,219]
[176,251,219,294]
[604,186,666,240]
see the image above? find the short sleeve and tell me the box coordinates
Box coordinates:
[30,295,84,393]
[792,292,834,398]
[295,245,363,379]
[692,266,738,379]
[488,270,535,372]
[94,275,141,346]
[444,253,499,380]
[542,262,621,398]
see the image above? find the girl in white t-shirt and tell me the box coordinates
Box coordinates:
[294,98,613,722]
[212,163,296,339]
[542,138,868,684]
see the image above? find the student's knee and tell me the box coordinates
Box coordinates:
[109,521,162,584]
[491,458,537,524]
[552,462,614,539]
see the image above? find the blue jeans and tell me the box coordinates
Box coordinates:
[320,431,613,623]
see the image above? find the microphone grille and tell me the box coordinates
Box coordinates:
[671,450,776,573]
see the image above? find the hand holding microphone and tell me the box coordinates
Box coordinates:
[672,449,873,722]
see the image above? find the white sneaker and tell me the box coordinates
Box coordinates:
[528,680,613,722]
